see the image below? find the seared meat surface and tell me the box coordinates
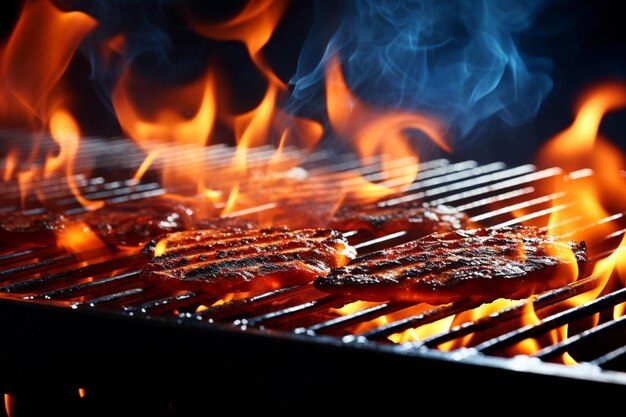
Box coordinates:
[142,227,356,294]
[315,225,588,304]
[80,199,195,247]
[0,211,67,245]
[329,201,469,237]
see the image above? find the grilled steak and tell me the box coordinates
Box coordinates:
[314,225,589,304]
[329,201,469,237]
[80,199,195,247]
[0,211,67,245]
[191,216,257,231]
[142,227,357,294]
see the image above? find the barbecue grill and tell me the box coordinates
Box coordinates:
[1,134,625,415]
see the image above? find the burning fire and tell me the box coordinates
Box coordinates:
[1,0,626,364]
[377,82,626,359]
[0,0,96,127]
[0,0,450,235]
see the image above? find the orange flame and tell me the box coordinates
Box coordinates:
[388,310,455,344]
[535,82,626,355]
[185,0,290,76]
[56,220,107,257]
[113,67,216,148]
[112,65,218,193]
[2,149,17,182]
[4,393,14,417]
[0,0,97,126]
[538,82,626,241]
[48,109,104,210]
[536,82,626,172]
[537,82,626,288]
[325,55,449,194]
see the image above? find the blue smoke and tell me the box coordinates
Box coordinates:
[288,0,553,147]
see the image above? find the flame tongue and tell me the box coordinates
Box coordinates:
[48,109,104,211]
[0,0,97,126]
[112,67,216,148]
[325,55,449,194]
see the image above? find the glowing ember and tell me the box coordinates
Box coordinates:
[56,221,107,257]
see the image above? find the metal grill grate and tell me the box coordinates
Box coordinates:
[1,135,626,408]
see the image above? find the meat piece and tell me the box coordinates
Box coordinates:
[191,216,257,231]
[330,201,469,237]
[142,227,357,294]
[0,211,67,245]
[314,225,589,304]
[80,198,194,247]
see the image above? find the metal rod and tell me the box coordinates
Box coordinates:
[37,270,142,300]
[358,299,478,341]
[473,287,626,354]
[534,313,626,361]
[300,301,414,336]
[197,284,316,322]
[0,252,145,293]
[243,294,352,328]
[416,274,607,349]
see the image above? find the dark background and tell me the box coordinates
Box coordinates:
[1,0,626,166]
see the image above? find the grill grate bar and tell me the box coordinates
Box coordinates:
[0,253,77,280]
[0,246,63,265]
[299,301,414,336]
[125,291,198,314]
[198,284,315,321]
[455,187,535,212]
[490,202,574,229]
[387,164,536,206]
[533,312,626,361]
[0,252,144,293]
[590,344,626,369]
[473,286,626,354]
[469,192,565,223]
[0,174,92,200]
[428,167,562,206]
[385,162,507,205]
[358,299,479,341]
[38,270,142,299]
[243,294,352,328]
[82,288,144,307]
[416,274,607,349]
[56,182,162,205]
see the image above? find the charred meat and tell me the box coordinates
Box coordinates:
[0,211,67,245]
[142,227,357,294]
[329,201,469,237]
[314,225,588,304]
[80,199,195,247]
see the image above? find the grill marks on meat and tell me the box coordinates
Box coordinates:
[79,198,255,247]
[80,199,195,247]
[329,201,469,238]
[0,211,67,245]
[142,227,357,294]
[314,226,589,304]
[0,199,256,248]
